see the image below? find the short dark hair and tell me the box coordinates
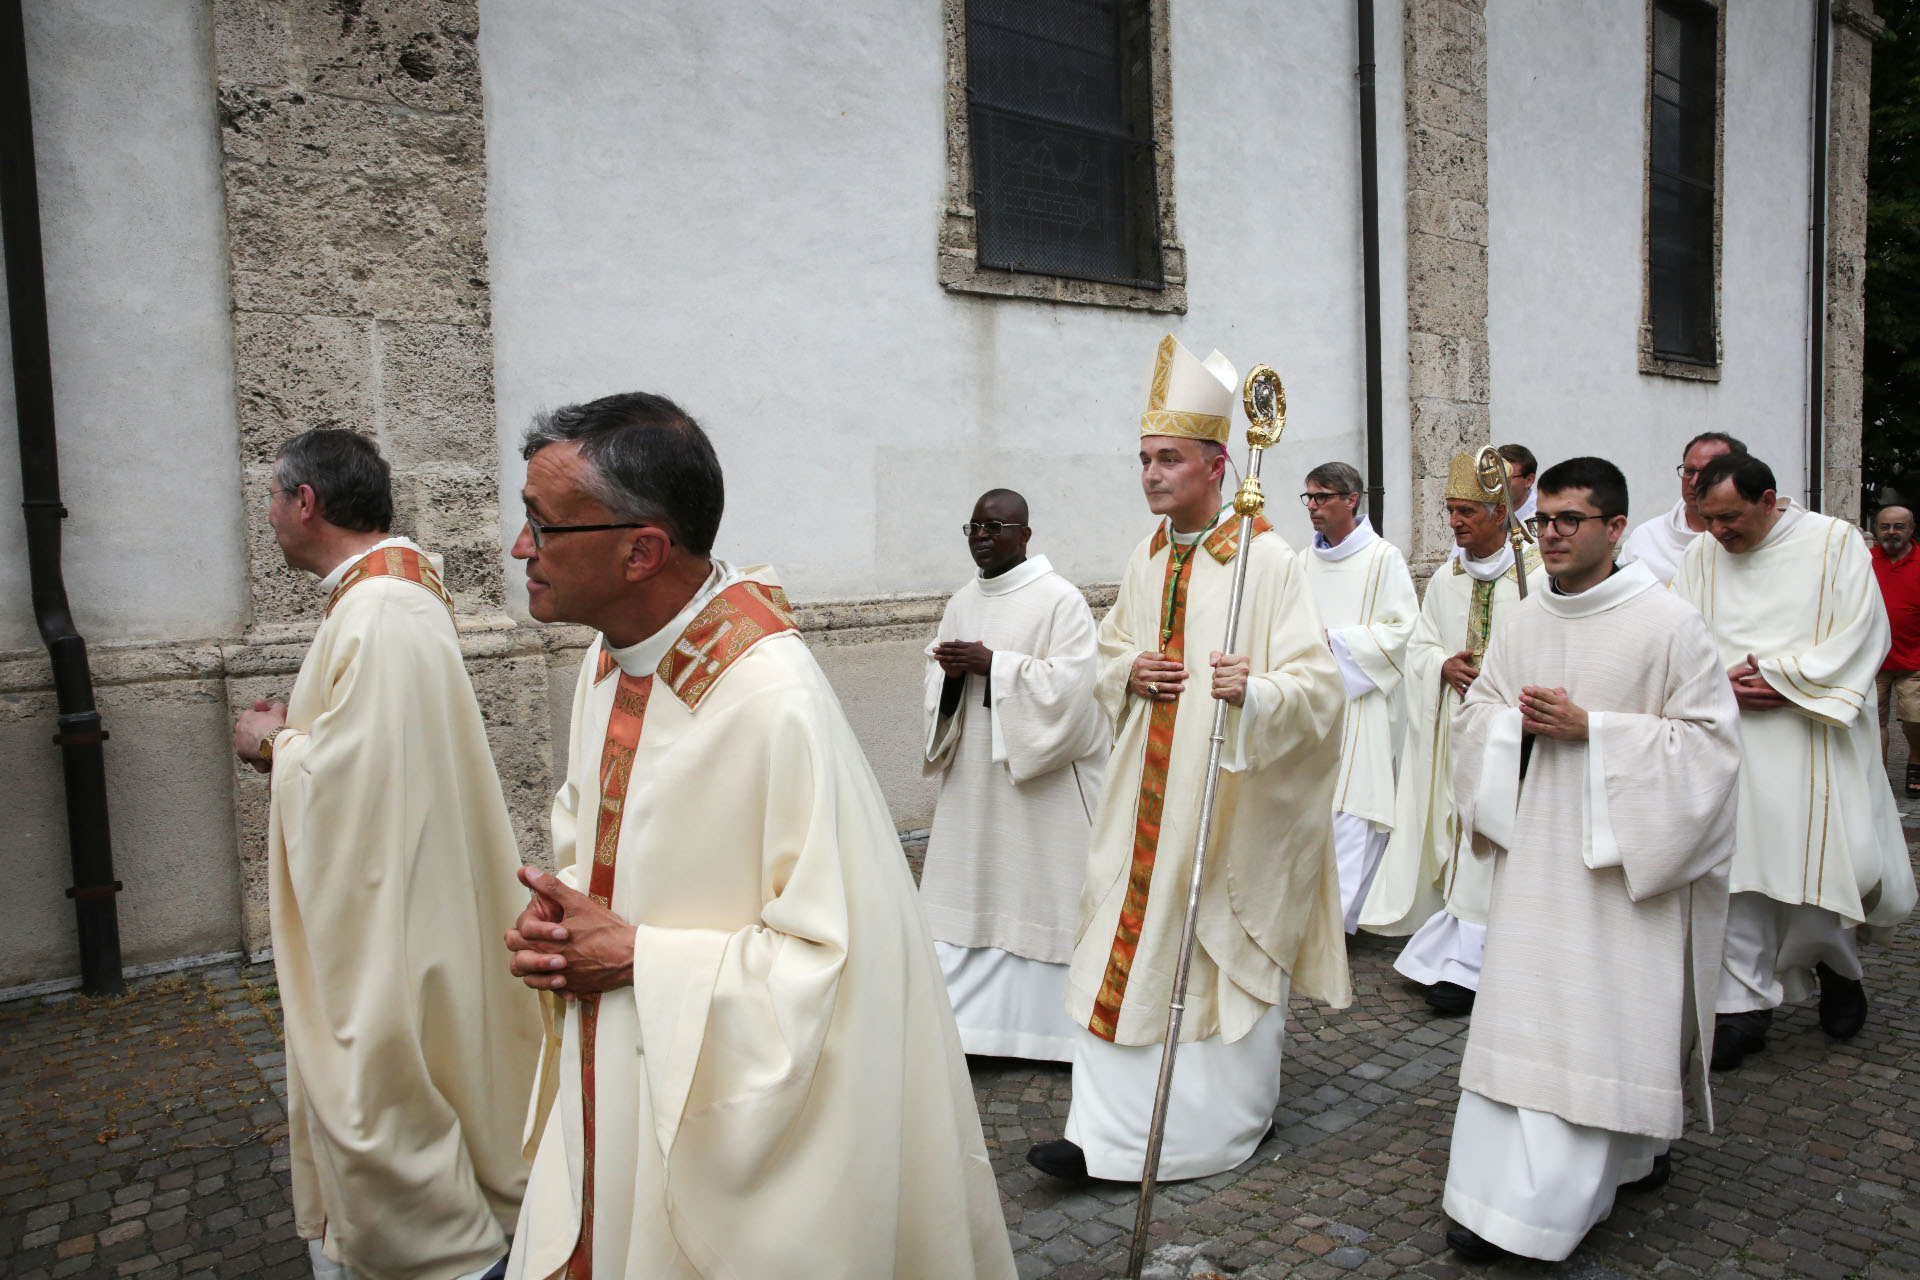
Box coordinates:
[1694,452,1777,504]
[1305,461,1365,507]
[274,429,392,533]
[1496,443,1537,478]
[522,392,725,556]
[1683,431,1747,459]
[1536,456,1629,520]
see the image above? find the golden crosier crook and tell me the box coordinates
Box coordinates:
[1472,443,1533,599]
[1126,362,1287,1280]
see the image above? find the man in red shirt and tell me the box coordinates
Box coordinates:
[1873,504,1920,791]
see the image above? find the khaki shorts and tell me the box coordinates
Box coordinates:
[1877,670,1920,726]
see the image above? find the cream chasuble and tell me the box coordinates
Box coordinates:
[1618,499,1700,585]
[510,565,1014,1280]
[1672,508,1917,928]
[921,554,1108,962]
[1303,523,1418,830]
[1067,514,1351,1048]
[1360,542,1546,935]
[1451,562,1739,1137]
[268,540,542,1280]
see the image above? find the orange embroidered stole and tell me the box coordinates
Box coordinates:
[566,668,652,1280]
[1088,537,1203,1041]
[323,544,456,619]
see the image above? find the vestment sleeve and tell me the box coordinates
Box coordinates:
[1329,545,1418,700]
[1232,547,1346,775]
[1756,532,1889,728]
[1095,563,1144,737]
[990,588,1108,783]
[922,598,966,768]
[1589,615,1742,900]
[1450,612,1522,863]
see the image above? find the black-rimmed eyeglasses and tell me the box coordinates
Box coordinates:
[1524,512,1608,537]
[1299,491,1352,507]
[962,521,1027,537]
[524,517,652,550]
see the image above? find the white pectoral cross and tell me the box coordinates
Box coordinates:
[669,619,734,692]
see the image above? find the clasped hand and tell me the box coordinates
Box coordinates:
[1519,686,1587,741]
[1727,653,1788,710]
[1130,651,1249,706]
[933,640,992,677]
[232,699,287,775]
[506,866,637,998]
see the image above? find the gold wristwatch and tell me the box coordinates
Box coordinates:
[258,730,280,763]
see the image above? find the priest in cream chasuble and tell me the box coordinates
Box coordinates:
[922,489,1108,1061]
[502,396,1014,1280]
[1670,453,1916,1071]
[235,430,541,1280]
[1440,458,1740,1264]
[1361,453,1545,1015]
[1299,462,1419,932]
[1028,337,1349,1184]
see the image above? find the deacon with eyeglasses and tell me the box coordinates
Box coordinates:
[1440,456,1741,1262]
[918,489,1110,1062]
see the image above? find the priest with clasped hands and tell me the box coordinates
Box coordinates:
[499,392,1014,1280]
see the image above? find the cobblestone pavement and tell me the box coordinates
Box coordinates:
[6,835,1920,1279]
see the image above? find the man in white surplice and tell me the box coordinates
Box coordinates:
[1440,456,1740,1263]
[1360,451,1545,1017]
[1672,452,1917,1073]
[1617,431,1745,585]
[1299,462,1418,932]
[1026,334,1350,1184]
[921,488,1108,1061]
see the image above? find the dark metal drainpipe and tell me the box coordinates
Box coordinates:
[1,0,124,996]
[1358,0,1386,532]
[1808,0,1832,513]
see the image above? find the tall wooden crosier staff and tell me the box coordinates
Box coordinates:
[1126,364,1286,1280]
[1473,444,1533,600]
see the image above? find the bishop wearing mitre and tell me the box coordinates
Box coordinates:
[1441,457,1740,1263]
[502,393,1014,1279]
[1360,451,1546,1016]
[922,488,1108,1061]
[1025,336,1350,1183]
[1299,461,1419,931]
[1672,452,1917,1071]
[232,429,541,1280]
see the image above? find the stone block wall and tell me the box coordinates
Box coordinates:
[1826,0,1883,525]
[1402,0,1491,578]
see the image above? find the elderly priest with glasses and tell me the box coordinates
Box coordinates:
[500,393,1015,1279]
[1439,456,1741,1262]
[921,488,1109,1061]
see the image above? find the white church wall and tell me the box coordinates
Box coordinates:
[1486,0,1816,521]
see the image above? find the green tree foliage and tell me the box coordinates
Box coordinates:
[1866,0,1920,505]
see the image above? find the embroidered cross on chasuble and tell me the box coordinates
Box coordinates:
[1088,515,1269,1043]
[564,577,797,1280]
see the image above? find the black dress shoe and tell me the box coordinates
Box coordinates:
[1620,1151,1671,1192]
[1426,981,1476,1016]
[1817,963,1868,1039]
[1445,1224,1509,1262]
[1026,1138,1089,1179]
[1710,1009,1770,1072]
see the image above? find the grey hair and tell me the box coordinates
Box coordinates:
[1305,462,1365,509]
[522,392,724,556]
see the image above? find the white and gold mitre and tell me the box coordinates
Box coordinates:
[1140,334,1238,444]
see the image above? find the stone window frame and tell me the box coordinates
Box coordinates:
[938,0,1187,312]
[1639,0,1727,382]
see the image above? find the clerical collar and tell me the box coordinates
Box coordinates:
[605,560,737,677]
[1749,500,1807,554]
[1459,542,1514,582]
[318,536,417,594]
[1537,559,1657,619]
[1312,521,1378,563]
[978,554,1053,597]
[1168,505,1232,547]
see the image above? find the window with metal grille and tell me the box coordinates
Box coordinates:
[1647,0,1718,365]
[965,0,1163,290]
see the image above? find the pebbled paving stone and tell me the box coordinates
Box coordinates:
[7,795,1920,1279]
